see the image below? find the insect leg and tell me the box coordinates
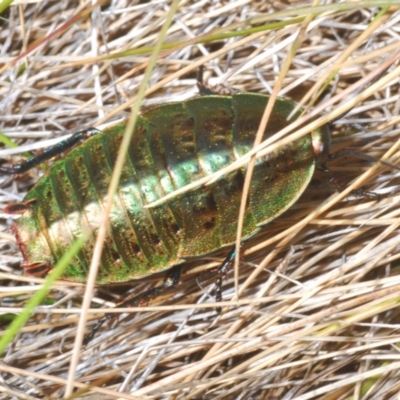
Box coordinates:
[316,158,381,201]
[328,176,380,201]
[214,247,236,304]
[0,127,100,174]
[196,66,240,96]
[84,266,182,345]
[328,149,400,171]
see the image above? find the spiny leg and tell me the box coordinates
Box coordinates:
[214,246,237,305]
[0,127,100,175]
[84,266,182,345]
[86,247,239,344]
[320,150,395,201]
[328,176,380,201]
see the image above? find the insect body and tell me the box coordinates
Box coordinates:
[4,93,330,284]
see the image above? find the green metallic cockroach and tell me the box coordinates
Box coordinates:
[3,91,331,279]
[2,79,333,342]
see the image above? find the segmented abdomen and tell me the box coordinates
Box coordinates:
[16,93,321,283]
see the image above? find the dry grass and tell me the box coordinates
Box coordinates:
[1,1,400,399]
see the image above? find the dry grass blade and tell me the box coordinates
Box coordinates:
[1,1,400,399]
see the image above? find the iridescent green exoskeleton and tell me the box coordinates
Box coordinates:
[4,93,330,280]
[2,84,331,343]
